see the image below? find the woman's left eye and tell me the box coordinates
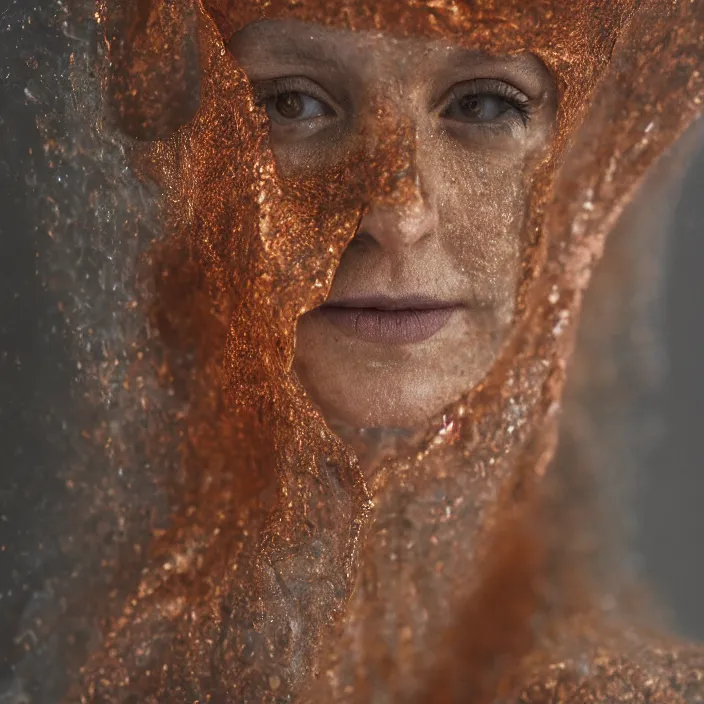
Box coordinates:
[441,81,530,127]
[444,93,513,123]
[265,91,329,124]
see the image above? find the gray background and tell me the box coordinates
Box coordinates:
[634,141,704,641]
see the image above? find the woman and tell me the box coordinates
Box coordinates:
[11,0,701,701]
[230,18,555,438]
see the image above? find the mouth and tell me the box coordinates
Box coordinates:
[318,295,461,345]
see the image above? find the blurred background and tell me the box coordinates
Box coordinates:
[634,138,704,641]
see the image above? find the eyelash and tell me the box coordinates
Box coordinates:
[445,78,533,126]
[254,77,335,114]
[253,76,533,132]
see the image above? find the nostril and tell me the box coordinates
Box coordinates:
[349,231,377,250]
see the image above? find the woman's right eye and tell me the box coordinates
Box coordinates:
[264,91,331,124]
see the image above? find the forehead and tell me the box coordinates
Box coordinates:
[205,0,634,52]
[230,19,551,96]
[205,0,636,110]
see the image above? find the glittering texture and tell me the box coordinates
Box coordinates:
[102,0,201,139]
[506,620,704,703]
[32,0,703,701]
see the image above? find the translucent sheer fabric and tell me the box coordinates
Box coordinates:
[1,1,702,702]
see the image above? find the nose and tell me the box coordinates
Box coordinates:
[352,91,440,252]
[357,174,439,252]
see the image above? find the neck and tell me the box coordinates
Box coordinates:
[308,434,553,703]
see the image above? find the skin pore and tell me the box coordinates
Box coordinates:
[230,21,557,434]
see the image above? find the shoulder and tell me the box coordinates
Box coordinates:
[510,641,704,704]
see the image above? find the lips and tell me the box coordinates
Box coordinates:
[318,296,460,344]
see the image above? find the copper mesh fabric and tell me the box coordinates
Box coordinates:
[70,1,704,702]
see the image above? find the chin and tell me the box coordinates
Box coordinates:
[298,367,455,432]
[327,403,430,432]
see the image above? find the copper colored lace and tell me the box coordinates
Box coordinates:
[65,1,704,702]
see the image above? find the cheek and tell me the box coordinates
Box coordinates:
[434,146,527,310]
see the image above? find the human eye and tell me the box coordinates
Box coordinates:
[254,77,335,127]
[441,78,532,130]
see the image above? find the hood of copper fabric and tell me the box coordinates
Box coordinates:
[71,1,704,702]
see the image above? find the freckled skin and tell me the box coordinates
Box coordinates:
[231,22,557,430]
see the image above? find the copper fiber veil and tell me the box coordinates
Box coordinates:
[3,0,703,702]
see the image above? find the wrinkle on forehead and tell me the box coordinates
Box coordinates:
[230,18,553,104]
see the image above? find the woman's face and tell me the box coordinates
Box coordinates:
[231,21,557,431]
